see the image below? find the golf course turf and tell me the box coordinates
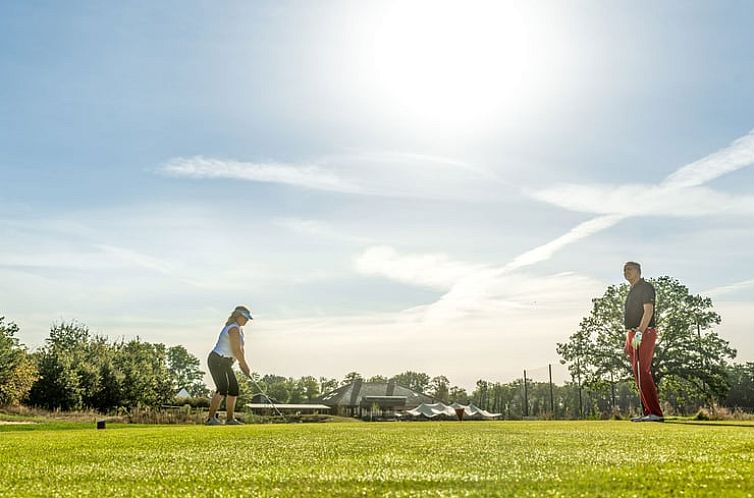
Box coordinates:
[1,420,753,497]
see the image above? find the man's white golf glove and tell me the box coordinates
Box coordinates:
[631,329,643,349]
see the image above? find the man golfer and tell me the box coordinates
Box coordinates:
[206,305,253,425]
[623,262,664,422]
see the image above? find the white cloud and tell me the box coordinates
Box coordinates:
[662,129,754,189]
[422,268,604,323]
[162,156,362,194]
[530,184,754,217]
[530,129,754,218]
[502,214,627,271]
[160,151,508,201]
[355,245,488,291]
[704,278,754,298]
[354,245,604,322]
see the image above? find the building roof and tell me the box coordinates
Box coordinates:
[360,395,407,408]
[315,380,434,408]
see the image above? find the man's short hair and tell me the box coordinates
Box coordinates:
[624,261,641,273]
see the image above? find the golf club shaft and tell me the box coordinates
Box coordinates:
[635,343,648,415]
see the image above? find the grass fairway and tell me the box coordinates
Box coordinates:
[1,420,753,497]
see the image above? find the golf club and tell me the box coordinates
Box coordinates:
[634,331,648,421]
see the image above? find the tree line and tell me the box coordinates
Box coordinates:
[1,275,752,416]
[0,318,208,411]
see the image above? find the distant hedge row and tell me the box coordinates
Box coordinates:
[1,317,208,411]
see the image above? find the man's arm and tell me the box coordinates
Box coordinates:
[637,303,654,333]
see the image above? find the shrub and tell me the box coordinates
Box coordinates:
[693,408,710,420]
[173,396,210,408]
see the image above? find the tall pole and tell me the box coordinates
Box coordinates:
[523,370,529,418]
[576,356,583,419]
[548,364,554,415]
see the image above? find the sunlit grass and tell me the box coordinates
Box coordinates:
[1,421,753,497]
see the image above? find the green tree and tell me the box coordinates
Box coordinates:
[113,338,175,407]
[391,371,430,393]
[319,377,338,395]
[256,374,289,403]
[0,317,37,406]
[235,371,254,406]
[28,321,92,410]
[94,357,125,411]
[81,335,117,410]
[429,375,450,403]
[725,362,754,410]
[298,376,320,402]
[167,345,207,397]
[341,371,363,386]
[448,386,469,404]
[286,377,305,403]
[367,375,388,383]
[473,379,491,408]
[557,276,736,412]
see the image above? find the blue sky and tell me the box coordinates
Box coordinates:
[2,1,753,388]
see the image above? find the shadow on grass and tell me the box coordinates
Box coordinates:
[665,419,754,429]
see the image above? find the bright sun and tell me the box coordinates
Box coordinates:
[368,1,568,131]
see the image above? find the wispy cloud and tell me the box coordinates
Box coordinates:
[353,244,604,322]
[704,278,754,298]
[355,245,488,291]
[531,184,754,217]
[160,152,508,201]
[501,214,627,271]
[661,130,754,189]
[530,129,754,218]
[162,156,362,194]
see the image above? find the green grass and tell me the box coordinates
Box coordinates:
[1,421,753,497]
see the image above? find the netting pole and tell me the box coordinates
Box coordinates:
[548,364,554,416]
[523,370,529,418]
[577,356,583,419]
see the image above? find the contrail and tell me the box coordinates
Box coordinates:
[502,214,627,272]
[661,130,754,189]
[515,128,754,268]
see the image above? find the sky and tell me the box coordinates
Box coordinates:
[1,1,753,390]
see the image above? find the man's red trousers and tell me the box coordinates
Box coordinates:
[625,328,663,417]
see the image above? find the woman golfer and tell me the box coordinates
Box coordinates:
[206,305,253,425]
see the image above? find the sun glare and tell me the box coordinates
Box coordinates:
[368,1,568,132]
